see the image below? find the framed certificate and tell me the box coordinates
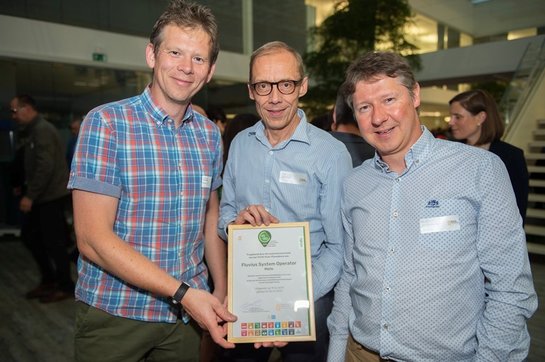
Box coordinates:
[227,222,315,343]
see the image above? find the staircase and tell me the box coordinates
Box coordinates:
[499,35,545,255]
[525,119,545,255]
[501,37,545,130]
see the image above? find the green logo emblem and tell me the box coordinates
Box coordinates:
[258,230,272,247]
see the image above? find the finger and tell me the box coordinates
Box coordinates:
[253,205,277,226]
[209,325,236,349]
[213,303,237,323]
[258,207,279,226]
[255,341,288,348]
[234,209,254,226]
[243,205,261,226]
[269,214,280,223]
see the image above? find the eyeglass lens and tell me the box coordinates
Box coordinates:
[253,80,299,96]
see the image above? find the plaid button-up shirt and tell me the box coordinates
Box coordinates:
[68,87,222,322]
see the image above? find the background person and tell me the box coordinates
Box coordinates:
[219,41,352,362]
[330,91,375,167]
[10,94,73,303]
[449,89,529,223]
[68,1,236,360]
[221,112,260,167]
[65,117,82,167]
[310,113,332,131]
[327,51,537,361]
[207,106,228,135]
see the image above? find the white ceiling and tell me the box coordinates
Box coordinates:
[408,0,545,38]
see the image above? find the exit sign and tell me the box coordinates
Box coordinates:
[92,52,107,62]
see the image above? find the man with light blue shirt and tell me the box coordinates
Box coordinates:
[327,51,537,362]
[219,41,352,361]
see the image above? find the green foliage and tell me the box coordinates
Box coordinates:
[303,0,420,117]
[470,80,509,105]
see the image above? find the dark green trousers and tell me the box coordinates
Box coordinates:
[75,302,201,361]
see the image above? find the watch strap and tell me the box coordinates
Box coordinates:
[171,282,190,305]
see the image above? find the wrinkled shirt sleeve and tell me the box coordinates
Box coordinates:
[327,204,355,362]
[475,156,537,361]
[312,149,352,300]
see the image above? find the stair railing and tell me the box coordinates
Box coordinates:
[501,36,545,134]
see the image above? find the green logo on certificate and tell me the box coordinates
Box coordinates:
[258,230,272,247]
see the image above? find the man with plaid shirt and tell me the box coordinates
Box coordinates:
[68,1,235,360]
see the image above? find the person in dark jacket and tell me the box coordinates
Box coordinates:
[331,91,375,167]
[449,89,529,223]
[10,94,73,302]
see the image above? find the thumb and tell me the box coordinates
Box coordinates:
[213,302,237,323]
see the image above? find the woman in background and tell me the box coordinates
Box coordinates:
[449,89,529,224]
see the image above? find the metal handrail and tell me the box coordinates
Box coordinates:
[502,37,545,134]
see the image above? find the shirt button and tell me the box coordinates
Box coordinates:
[383,324,389,330]
[385,286,391,291]
[395,178,400,182]
[415,159,420,164]
[389,247,395,253]
[392,210,399,218]
[265,179,270,184]
[269,150,273,155]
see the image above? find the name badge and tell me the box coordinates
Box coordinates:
[279,171,307,185]
[419,215,460,234]
[202,176,212,188]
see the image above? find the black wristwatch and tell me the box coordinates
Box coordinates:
[171,282,190,305]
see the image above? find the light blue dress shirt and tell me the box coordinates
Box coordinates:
[328,127,537,361]
[219,109,353,300]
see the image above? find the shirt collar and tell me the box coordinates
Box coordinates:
[253,109,311,148]
[141,86,195,127]
[374,125,435,174]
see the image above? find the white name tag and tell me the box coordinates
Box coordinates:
[419,215,460,234]
[202,176,212,188]
[279,171,307,185]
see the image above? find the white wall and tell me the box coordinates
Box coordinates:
[0,15,249,82]
[417,35,545,84]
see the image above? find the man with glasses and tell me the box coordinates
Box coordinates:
[219,41,352,361]
[10,94,74,303]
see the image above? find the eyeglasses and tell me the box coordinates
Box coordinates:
[250,79,303,96]
[10,105,25,114]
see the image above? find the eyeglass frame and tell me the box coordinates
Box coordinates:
[249,79,304,96]
[10,106,25,114]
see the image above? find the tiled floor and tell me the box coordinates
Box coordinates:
[0,237,543,361]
